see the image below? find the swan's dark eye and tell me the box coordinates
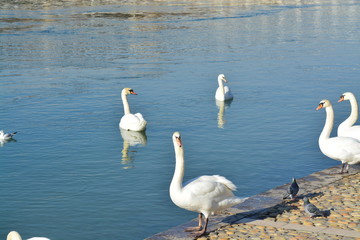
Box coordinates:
[129,89,134,93]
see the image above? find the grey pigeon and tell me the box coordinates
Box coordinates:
[303,197,325,218]
[283,177,299,199]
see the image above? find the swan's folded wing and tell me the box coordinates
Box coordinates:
[325,138,360,160]
[120,113,147,131]
[134,112,145,120]
[341,126,360,140]
[224,86,231,93]
[184,175,236,197]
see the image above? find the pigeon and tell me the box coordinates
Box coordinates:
[0,130,17,140]
[283,177,299,199]
[303,197,326,218]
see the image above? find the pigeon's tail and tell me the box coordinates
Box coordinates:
[283,193,290,199]
[283,193,293,199]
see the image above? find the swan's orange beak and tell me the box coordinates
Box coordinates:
[338,95,344,102]
[176,137,182,148]
[130,91,137,95]
[316,104,323,110]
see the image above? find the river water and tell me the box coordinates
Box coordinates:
[1,0,359,239]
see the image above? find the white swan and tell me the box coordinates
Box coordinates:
[119,88,147,131]
[7,231,50,240]
[215,74,233,101]
[316,99,360,173]
[169,131,247,237]
[0,130,17,140]
[337,92,360,140]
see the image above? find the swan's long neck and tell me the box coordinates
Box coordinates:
[121,91,131,115]
[346,95,358,126]
[218,78,225,96]
[320,106,334,142]
[170,145,184,194]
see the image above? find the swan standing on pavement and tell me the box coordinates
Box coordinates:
[337,92,360,140]
[119,88,147,131]
[169,132,247,237]
[7,231,50,240]
[215,74,233,101]
[316,99,360,173]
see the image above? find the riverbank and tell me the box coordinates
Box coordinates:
[146,164,360,240]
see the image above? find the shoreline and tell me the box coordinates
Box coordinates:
[146,164,360,240]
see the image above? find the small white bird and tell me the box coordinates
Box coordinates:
[169,132,247,237]
[316,100,360,173]
[119,88,147,132]
[0,130,17,140]
[215,74,233,101]
[7,231,50,240]
[337,92,360,141]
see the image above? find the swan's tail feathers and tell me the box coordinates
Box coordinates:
[212,175,237,191]
[134,113,147,130]
[235,197,249,205]
[218,196,249,209]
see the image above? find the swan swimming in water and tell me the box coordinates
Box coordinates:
[316,99,360,173]
[337,92,360,141]
[215,74,233,101]
[169,131,247,237]
[119,88,147,131]
[7,231,50,240]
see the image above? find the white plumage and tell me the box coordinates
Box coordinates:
[119,88,147,131]
[169,132,246,237]
[7,231,50,240]
[0,130,17,140]
[215,74,233,101]
[316,99,360,173]
[337,92,360,140]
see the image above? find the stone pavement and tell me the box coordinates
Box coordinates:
[146,165,360,240]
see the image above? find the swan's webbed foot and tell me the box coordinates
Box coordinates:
[185,213,203,232]
[188,217,208,237]
[185,226,202,232]
[189,229,207,237]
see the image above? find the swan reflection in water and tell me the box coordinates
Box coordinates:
[215,99,233,128]
[0,136,17,147]
[0,139,9,147]
[120,129,147,169]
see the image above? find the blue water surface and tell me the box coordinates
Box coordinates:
[1,0,360,239]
